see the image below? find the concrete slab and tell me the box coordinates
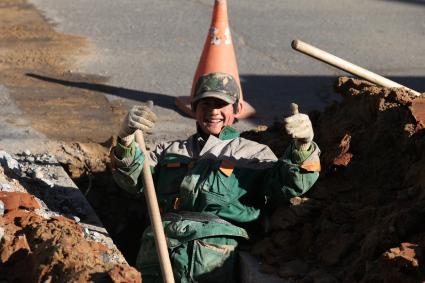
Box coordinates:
[0,149,127,265]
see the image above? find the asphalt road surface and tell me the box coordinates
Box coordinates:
[29,0,425,142]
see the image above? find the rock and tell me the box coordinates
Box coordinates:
[91,231,102,242]
[107,264,141,283]
[36,153,56,164]
[0,200,4,215]
[0,192,41,211]
[40,178,55,188]
[33,167,44,180]
[383,242,419,267]
[290,197,309,206]
[0,151,21,176]
[0,183,13,192]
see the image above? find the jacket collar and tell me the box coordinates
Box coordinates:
[196,124,240,142]
[218,126,240,140]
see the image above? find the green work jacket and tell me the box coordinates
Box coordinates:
[112,126,320,224]
[111,126,320,282]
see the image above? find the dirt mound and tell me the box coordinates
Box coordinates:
[0,150,141,283]
[1,208,140,283]
[244,77,425,282]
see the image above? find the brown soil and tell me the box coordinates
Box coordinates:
[243,77,425,282]
[0,208,140,283]
[0,159,141,283]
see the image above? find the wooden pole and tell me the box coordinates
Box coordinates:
[134,129,175,283]
[291,39,421,97]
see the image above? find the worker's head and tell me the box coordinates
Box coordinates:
[192,72,242,136]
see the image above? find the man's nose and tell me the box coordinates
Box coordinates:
[210,107,220,114]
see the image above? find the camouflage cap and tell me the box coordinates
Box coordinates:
[192,72,240,106]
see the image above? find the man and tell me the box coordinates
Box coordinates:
[111,72,320,283]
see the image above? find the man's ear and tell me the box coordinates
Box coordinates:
[234,101,243,118]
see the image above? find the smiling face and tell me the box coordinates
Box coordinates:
[195,98,237,136]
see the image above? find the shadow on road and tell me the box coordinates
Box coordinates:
[26,72,425,122]
[382,0,425,7]
[26,72,176,108]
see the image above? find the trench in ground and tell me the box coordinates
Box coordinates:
[60,150,149,266]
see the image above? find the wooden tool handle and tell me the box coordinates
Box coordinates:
[290,103,299,115]
[291,40,421,97]
[135,118,174,282]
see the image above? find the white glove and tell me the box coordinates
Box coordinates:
[118,101,157,146]
[283,103,314,151]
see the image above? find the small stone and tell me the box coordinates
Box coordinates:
[91,231,101,241]
[0,200,4,215]
[41,154,54,163]
[26,156,35,163]
[290,197,304,205]
[73,216,80,223]
[42,178,55,188]
[0,183,12,192]
[23,149,31,156]
[34,167,44,180]
[0,151,21,176]
[0,150,7,159]
[37,199,49,209]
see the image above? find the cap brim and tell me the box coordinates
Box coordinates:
[192,91,236,105]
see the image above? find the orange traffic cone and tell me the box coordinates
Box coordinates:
[175,0,255,119]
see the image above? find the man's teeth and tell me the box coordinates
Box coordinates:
[207,119,222,123]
